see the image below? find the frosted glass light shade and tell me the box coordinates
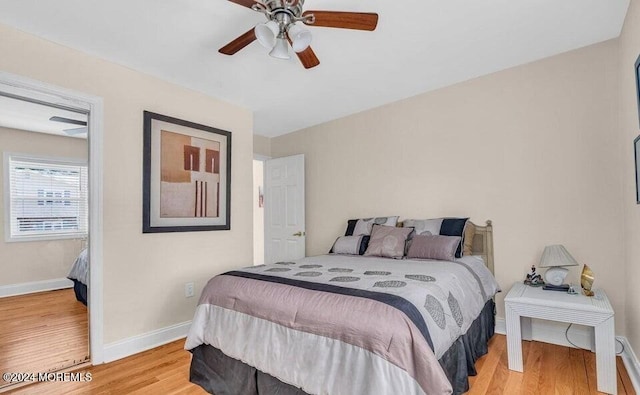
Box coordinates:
[287,23,312,53]
[269,38,290,59]
[255,21,279,49]
[539,245,578,268]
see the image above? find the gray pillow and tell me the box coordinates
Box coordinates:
[406,234,462,261]
[364,225,414,259]
[332,235,364,255]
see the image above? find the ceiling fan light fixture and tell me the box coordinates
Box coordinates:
[269,37,290,59]
[255,20,279,49]
[287,23,312,53]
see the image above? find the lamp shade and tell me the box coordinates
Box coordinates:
[539,245,578,268]
[269,37,290,59]
[287,23,312,53]
[255,21,279,49]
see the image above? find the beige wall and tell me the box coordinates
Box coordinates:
[272,40,626,331]
[0,127,87,286]
[254,134,271,157]
[619,0,640,355]
[0,23,253,344]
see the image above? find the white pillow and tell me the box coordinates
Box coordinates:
[332,235,365,255]
[403,218,443,236]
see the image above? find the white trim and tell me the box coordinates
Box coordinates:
[0,278,73,298]
[103,321,191,363]
[0,71,105,364]
[619,336,640,392]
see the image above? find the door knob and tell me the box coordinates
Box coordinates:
[292,231,306,237]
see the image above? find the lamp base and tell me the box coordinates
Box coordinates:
[544,266,569,287]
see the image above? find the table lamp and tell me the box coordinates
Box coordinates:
[539,245,578,286]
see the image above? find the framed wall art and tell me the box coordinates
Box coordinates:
[143,111,231,233]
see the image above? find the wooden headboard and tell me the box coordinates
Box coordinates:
[470,220,494,274]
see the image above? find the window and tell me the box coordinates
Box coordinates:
[5,154,88,241]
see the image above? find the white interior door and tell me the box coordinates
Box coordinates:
[264,154,305,264]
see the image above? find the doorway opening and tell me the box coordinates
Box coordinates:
[0,93,90,389]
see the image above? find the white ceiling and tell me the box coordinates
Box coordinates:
[0,0,629,137]
[0,95,88,139]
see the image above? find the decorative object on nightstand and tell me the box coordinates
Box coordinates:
[581,264,595,297]
[523,265,544,286]
[539,245,578,289]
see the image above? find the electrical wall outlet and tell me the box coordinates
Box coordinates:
[185,282,195,298]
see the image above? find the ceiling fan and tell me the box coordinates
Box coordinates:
[219,0,379,69]
[50,116,88,136]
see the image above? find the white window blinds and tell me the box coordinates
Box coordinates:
[6,155,88,241]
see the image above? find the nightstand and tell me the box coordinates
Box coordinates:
[505,282,616,394]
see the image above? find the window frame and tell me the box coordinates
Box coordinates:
[3,152,88,242]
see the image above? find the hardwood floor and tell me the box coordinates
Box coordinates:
[0,289,88,391]
[5,335,636,394]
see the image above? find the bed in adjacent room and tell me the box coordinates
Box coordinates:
[186,219,499,395]
[67,248,88,306]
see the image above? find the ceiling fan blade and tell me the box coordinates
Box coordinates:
[64,127,88,136]
[302,11,378,31]
[228,0,259,9]
[294,46,320,69]
[49,116,87,126]
[219,28,257,55]
[286,36,319,69]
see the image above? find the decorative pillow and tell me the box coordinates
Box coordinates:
[364,224,414,259]
[440,218,469,258]
[404,230,432,255]
[463,221,476,256]
[406,234,462,261]
[403,218,443,236]
[403,217,469,258]
[330,235,370,255]
[344,216,399,236]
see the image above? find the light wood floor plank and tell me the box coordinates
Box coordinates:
[5,334,635,394]
[0,289,88,392]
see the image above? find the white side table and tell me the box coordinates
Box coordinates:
[505,282,616,394]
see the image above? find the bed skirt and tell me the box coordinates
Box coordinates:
[70,279,87,306]
[189,299,495,395]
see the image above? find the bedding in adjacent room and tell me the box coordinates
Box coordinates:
[67,248,88,305]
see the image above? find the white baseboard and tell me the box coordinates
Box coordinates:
[619,336,640,392]
[103,321,191,363]
[0,278,73,298]
[496,317,640,393]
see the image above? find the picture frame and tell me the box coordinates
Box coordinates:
[636,135,640,205]
[636,54,640,127]
[143,111,231,233]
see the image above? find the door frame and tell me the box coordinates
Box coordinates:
[0,71,105,364]
[253,154,269,266]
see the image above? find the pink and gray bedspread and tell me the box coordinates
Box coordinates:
[185,254,500,395]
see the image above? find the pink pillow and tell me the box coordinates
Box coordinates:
[406,234,462,261]
[364,225,414,259]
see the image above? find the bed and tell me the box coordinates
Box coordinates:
[186,220,498,395]
[67,248,88,306]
